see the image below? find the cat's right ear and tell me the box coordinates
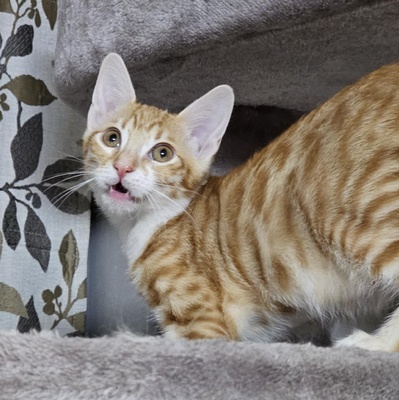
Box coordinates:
[87,53,136,130]
[179,85,234,160]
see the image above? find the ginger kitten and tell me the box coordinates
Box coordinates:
[83,53,399,352]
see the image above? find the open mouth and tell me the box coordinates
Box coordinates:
[109,182,135,201]
[112,182,129,194]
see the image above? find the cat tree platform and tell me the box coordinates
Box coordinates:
[55,0,399,114]
[1,330,398,399]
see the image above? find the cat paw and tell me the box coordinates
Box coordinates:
[335,330,390,352]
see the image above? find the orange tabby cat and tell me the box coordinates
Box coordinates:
[83,53,399,351]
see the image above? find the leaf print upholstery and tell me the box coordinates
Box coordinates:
[0,0,89,335]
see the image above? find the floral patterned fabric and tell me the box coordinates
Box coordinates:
[0,0,90,335]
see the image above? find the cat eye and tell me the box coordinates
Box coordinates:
[102,128,121,148]
[151,143,174,163]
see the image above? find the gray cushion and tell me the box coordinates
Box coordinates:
[55,0,399,113]
[1,330,398,399]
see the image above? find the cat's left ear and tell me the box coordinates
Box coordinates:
[87,53,136,130]
[179,85,234,159]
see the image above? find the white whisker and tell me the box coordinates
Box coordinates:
[55,151,84,163]
[49,178,95,208]
[150,186,198,229]
[145,192,157,213]
[156,182,206,199]
[41,171,88,186]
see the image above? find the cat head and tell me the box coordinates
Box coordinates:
[83,53,234,217]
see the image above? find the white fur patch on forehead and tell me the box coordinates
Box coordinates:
[119,124,130,151]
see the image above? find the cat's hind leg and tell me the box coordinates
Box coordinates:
[335,307,399,352]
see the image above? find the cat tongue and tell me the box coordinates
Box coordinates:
[110,183,131,200]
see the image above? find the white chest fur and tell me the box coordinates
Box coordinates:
[113,198,191,267]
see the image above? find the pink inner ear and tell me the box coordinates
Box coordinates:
[179,85,234,160]
[190,122,221,158]
[88,53,136,130]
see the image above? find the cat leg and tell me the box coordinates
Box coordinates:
[158,301,234,340]
[162,313,232,340]
[335,307,399,352]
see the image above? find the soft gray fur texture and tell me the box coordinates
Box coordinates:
[0,330,398,400]
[55,0,399,114]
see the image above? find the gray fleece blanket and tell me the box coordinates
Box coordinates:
[0,330,398,400]
[55,0,399,113]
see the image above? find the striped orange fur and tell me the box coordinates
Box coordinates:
[83,54,399,351]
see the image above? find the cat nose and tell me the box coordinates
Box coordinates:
[113,162,134,179]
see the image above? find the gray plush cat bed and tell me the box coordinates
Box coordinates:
[55,0,399,114]
[1,330,398,400]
